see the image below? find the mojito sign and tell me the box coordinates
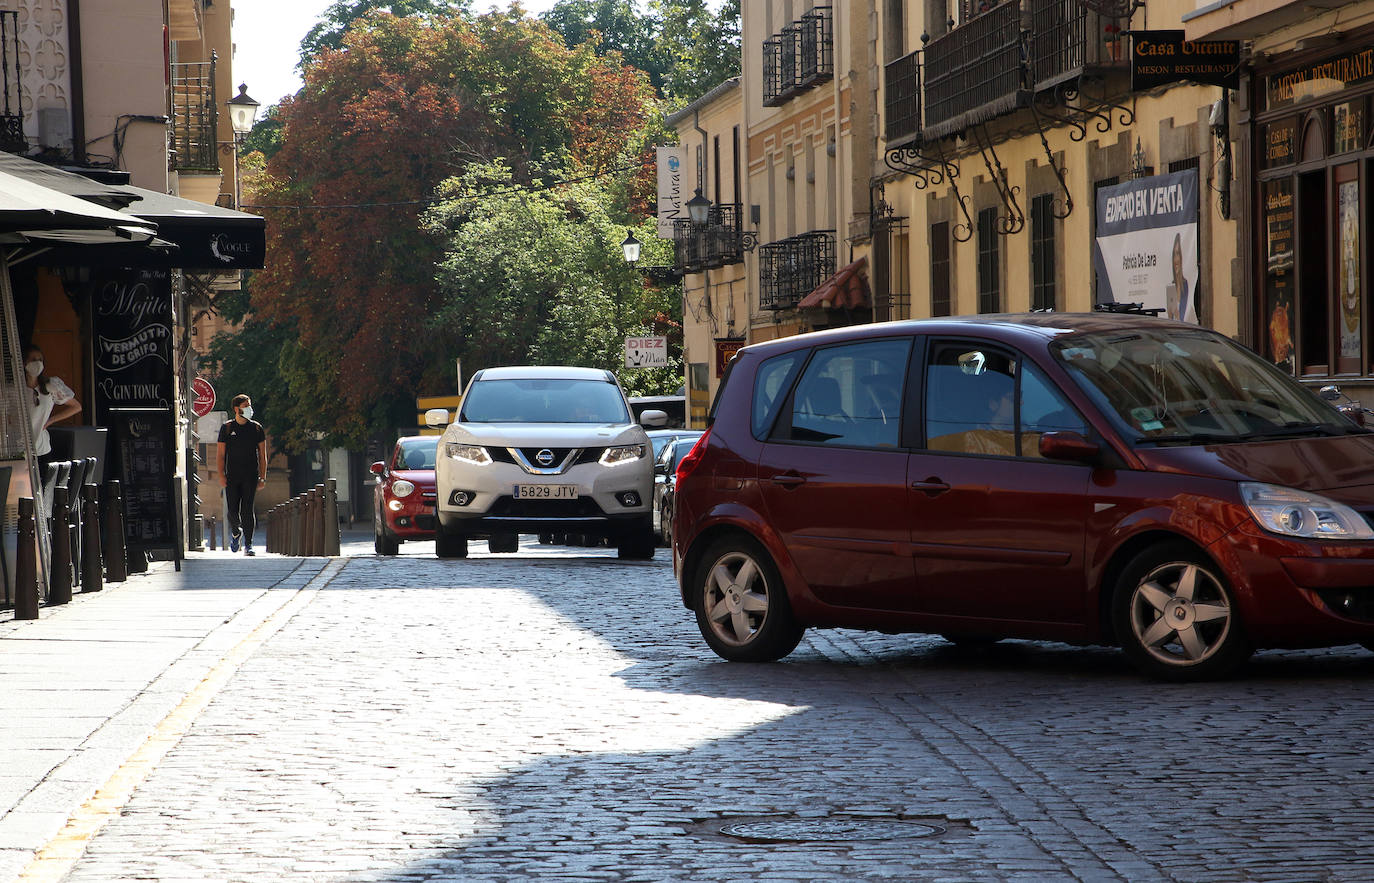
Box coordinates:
[1093,169,1200,323]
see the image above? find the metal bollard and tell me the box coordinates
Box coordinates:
[15,498,39,619]
[49,485,73,606]
[207,514,216,550]
[325,479,341,556]
[81,483,103,593]
[103,481,127,583]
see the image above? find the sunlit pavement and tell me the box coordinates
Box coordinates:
[3,529,1374,881]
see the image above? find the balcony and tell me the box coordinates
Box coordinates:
[170,60,218,172]
[0,11,24,153]
[922,0,1029,140]
[759,231,836,311]
[762,6,833,107]
[884,49,922,147]
[1029,0,1128,93]
[673,203,749,273]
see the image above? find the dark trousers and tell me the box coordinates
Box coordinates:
[224,478,258,543]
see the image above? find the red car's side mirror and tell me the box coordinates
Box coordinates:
[369,461,386,475]
[1039,431,1100,463]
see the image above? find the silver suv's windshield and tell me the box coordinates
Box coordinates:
[460,378,631,424]
[1051,326,1363,444]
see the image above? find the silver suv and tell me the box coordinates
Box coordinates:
[429,366,665,559]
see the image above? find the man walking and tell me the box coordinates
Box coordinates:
[217,394,267,555]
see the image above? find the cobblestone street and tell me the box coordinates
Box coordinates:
[7,539,1374,881]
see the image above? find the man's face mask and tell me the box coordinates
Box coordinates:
[240,405,254,420]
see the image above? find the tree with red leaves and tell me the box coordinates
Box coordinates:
[246,8,661,445]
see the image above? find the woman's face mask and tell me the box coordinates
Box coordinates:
[24,359,43,378]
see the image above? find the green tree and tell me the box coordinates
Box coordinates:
[424,161,682,396]
[298,0,466,64]
[543,0,740,102]
[541,0,664,91]
[652,0,740,102]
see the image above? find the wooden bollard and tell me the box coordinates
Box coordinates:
[289,496,302,555]
[14,498,39,619]
[325,479,341,556]
[103,481,127,583]
[81,483,103,593]
[313,484,326,556]
[49,485,72,606]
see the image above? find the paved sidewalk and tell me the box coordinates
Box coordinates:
[0,550,341,881]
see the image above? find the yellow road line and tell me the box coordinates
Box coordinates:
[18,558,346,882]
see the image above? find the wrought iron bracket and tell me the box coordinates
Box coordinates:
[1028,101,1074,219]
[1030,77,1135,145]
[884,142,958,190]
[740,230,759,252]
[971,124,1025,236]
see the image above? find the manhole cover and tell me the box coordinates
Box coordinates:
[720,818,946,843]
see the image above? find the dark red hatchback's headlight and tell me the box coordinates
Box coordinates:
[674,426,710,488]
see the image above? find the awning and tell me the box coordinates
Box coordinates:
[36,185,266,270]
[108,185,266,270]
[0,155,265,270]
[0,157,158,248]
[798,256,871,310]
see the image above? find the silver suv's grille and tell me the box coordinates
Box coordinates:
[511,447,578,475]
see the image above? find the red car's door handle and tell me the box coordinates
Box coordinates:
[769,472,806,489]
[911,477,950,496]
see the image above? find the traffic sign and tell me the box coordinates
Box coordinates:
[192,376,216,417]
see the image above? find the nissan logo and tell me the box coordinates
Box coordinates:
[536,449,555,466]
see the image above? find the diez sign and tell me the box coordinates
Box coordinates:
[1131,30,1239,91]
[192,377,216,418]
[624,336,668,368]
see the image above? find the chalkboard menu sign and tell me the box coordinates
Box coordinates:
[92,268,173,416]
[111,408,181,562]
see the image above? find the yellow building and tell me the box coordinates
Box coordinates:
[671,1,1259,422]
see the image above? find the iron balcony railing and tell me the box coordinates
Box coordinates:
[922,0,1029,140]
[1029,0,1129,92]
[762,6,833,107]
[673,203,749,272]
[759,231,836,311]
[0,11,24,153]
[884,49,922,146]
[170,60,218,172]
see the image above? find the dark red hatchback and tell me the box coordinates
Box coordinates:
[672,313,1374,680]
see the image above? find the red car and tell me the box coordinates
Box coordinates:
[673,313,1374,681]
[371,436,439,555]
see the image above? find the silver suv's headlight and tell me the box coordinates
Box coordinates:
[445,443,491,465]
[599,444,646,466]
[391,479,415,498]
[1240,482,1374,540]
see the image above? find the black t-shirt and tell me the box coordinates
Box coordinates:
[218,418,266,481]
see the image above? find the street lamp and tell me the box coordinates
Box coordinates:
[686,188,712,225]
[227,83,260,140]
[226,83,260,209]
[621,229,642,265]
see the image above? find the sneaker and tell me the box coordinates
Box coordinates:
[244,546,256,557]
[230,532,241,553]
